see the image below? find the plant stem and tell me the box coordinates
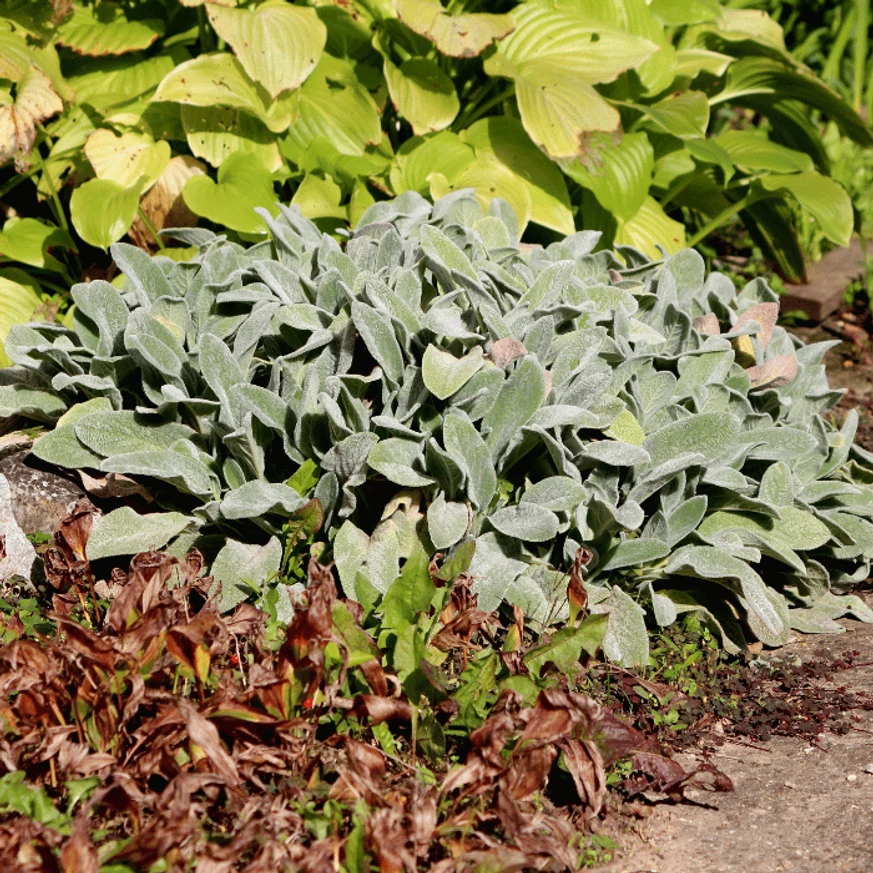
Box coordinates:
[852,0,869,112]
[686,191,774,248]
[454,84,515,131]
[137,207,167,251]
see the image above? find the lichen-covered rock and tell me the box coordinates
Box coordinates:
[0,446,83,537]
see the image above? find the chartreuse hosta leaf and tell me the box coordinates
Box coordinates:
[206,1,326,99]
[484,2,657,160]
[383,57,459,136]
[84,129,170,192]
[69,179,140,250]
[55,4,163,56]
[4,190,873,650]
[396,0,515,57]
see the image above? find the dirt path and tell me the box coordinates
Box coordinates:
[610,604,873,873]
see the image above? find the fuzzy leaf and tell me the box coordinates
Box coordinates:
[87,508,195,560]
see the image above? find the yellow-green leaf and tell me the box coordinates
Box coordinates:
[182,152,278,235]
[614,196,686,258]
[0,270,43,368]
[182,105,283,171]
[461,117,574,235]
[84,129,170,192]
[70,179,141,250]
[56,3,164,56]
[384,57,459,135]
[207,0,326,98]
[760,172,853,247]
[396,0,515,57]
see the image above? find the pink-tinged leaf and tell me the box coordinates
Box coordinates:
[730,302,778,350]
[693,313,721,335]
[746,352,798,389]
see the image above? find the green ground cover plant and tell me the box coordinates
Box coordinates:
[1,0,871,351]
[2,191,873,668]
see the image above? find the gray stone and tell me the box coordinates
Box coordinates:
[0,447,84,537]
[0,473,37,592]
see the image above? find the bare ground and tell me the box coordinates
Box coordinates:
[609,597,873,873]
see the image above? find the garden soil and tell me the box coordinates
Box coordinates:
[610,323,873,873]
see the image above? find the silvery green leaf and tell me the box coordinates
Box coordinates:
[742,426,818,461]
[788,605,845,634]
[488,503,560,542]
[758,461,795,506]
[627,452,705,505]
[744,587,791,647]
[827,512,873,560]
[101,450,216,497]
[648,583,678,627]
[423,306,483,340]
[666,544,786,643]
[798,480,860,504]
[521,476,586,513]
[31,397,113,469]
[666,495,707,548]
[230,383,288,431]
[582,441,650,467]
[591,586,649,667]
[87,507,196,560]
[468,532,528,613]
[351,301,404,385]
[443,410,496,510]
[71,280,129,356]
[0,385,66,421]
[422,345,486,401]
[482,356,546,460]
[812,591,873,623]
[699,507,832,551]
[598,538,670,572]
[111,242,174,306]
[321,432,379,480]
[124,311,185,378]
[819,408,858,478]
[51,373,122,409]
[212,536,282,613]
[700,465,753,493]
[426,437,466,497]
[367,438,435,487]
[518,260,574,309]
[419,224,477,281]
[448,367,505,421]
[220,481,306,520]
[528,405,600,430]
[75,412,194,457]
[503,571,551,625]
[200,332,245,410]
[644,412,741,466]
[628,318,666,345]
[314,471,339,526]
[427,493,469,550]
[333,519,369,597]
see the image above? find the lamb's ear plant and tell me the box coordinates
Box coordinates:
[3,190,873,665]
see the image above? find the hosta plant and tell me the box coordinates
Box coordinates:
[2,190,873,665]
[0,0,870,306]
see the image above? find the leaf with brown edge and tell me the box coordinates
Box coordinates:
[129,155,208,250]
[57,497,99,562]
[568,546,592,623]
[349,694,413,725]
[176,700,239,786]
[60,814,98,873]
[745,352,799,389]
[558,737,606,816]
